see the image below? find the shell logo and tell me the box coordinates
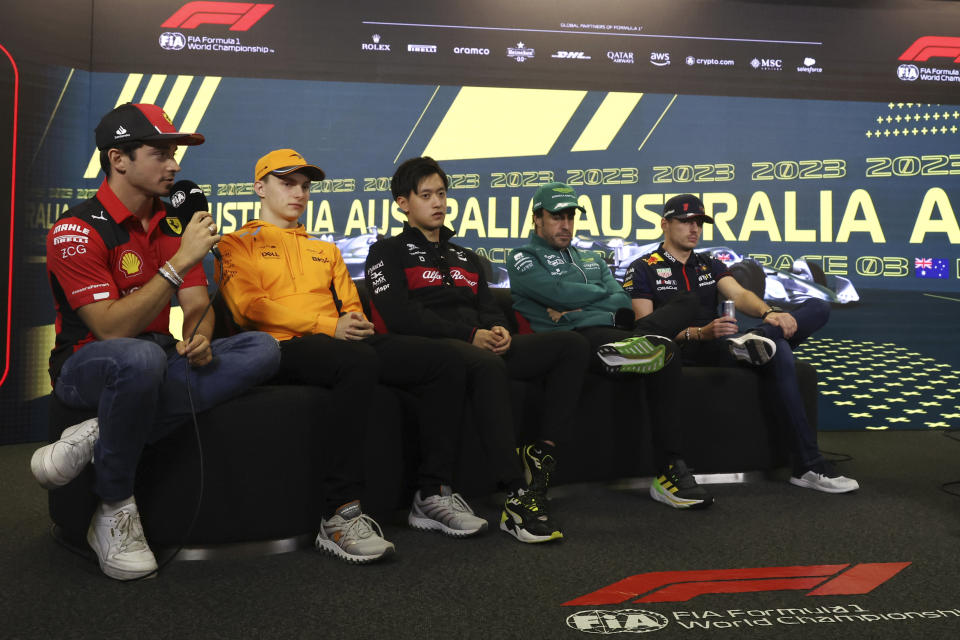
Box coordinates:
[119,250,143,277]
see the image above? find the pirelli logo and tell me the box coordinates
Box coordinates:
[82,73,221,179]
[162,2,275,31]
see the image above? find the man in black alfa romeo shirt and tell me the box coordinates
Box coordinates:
[365,157,591,544]
[624,194,859,494]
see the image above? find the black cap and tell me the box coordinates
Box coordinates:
[663,194,713,223]
[94,103,205,150]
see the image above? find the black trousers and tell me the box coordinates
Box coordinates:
[575,327,685,469]
[439,331,591,487]
[276,333,466,516]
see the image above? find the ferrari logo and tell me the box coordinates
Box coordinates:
[166,217,183,235]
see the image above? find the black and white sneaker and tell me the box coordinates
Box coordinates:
[500,489,563,543]
[520,443,556,495]
[727,333,776,366]
[649,459,714,509]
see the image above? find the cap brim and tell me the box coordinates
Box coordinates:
[544,204,585,214]
[666,213,714,223]
[142,132,206,146]
[270,164,326,181]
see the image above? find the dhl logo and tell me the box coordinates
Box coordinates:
[83,73,221,179]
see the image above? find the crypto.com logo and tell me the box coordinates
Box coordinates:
[162,2,274,31]
[564,563,911,605]
[899,36,960,63]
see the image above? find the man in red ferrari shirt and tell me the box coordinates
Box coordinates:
[30,103,280,580]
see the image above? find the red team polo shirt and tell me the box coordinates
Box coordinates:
[46,180,207,381]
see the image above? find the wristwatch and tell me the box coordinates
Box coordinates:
[761,306,783,319]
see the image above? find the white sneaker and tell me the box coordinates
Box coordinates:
[727,333,776,365]
[87,499,158,581]
[315,501,395,564]
[790,469,860,494]
[30,418,99,489]
[408,486,488,537]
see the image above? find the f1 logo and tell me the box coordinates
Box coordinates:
[162,2,274,31]
[564,563,911,605]
[899,36,960,63]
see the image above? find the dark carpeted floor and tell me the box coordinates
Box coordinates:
[4,431,960,639]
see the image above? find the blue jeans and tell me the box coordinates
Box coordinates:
[680,299,830,471]
[54,332,281,501]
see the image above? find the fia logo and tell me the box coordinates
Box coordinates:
[159,32,186,50]
[566,610,668,634]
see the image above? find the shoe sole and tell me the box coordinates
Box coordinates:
[30,419,98,489]
[649,480,713,509]
[597,347,666,374]
[314,535,395,564]
[498,511,563,543]
[789,476,860,494]
[727,334,776,366]
[86,526,157,581]
[408,513,487,538]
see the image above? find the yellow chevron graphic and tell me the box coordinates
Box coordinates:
[82,74,221,179]
[422,86,586,161]
[571,92,643,152]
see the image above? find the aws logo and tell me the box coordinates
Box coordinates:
[162,2,275,31]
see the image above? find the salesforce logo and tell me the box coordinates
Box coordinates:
[159,32,186,51]
[897,64,919,81]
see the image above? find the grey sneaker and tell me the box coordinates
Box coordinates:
[408,486,488,537]
[727,333,776,365]
[790,461,859,494]
[31,418,99,489]
[87,499,158,581]
[315,501,395,564]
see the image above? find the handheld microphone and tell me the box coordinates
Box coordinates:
[169,180,221,261]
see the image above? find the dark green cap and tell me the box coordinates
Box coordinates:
[532,182,585,214]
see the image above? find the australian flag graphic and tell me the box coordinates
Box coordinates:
[914,257,949,279]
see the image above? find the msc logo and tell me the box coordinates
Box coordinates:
[564,563,911,605]
[897,64,920,81]
[162,2,274,31]
[159,32,186,50]
[552,51,591,60]
[649,52,670,66]
[566,610,668,634]
[899,36,960,63]
[751,58,782,70]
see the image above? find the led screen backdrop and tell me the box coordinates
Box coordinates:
[1,0,958,441]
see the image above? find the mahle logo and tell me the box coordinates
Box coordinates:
[567,610,668,634]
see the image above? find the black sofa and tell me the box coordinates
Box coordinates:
[45,286,815,549]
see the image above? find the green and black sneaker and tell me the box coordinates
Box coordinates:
[649,459,714,509]
[520,443,556,495]
[500,488,563,543]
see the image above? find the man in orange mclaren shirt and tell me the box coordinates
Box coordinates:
[217,149,487,564]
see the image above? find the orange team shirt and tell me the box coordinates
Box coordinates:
[217,219,364,341]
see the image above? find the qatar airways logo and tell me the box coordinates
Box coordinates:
[162,2,275,31]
